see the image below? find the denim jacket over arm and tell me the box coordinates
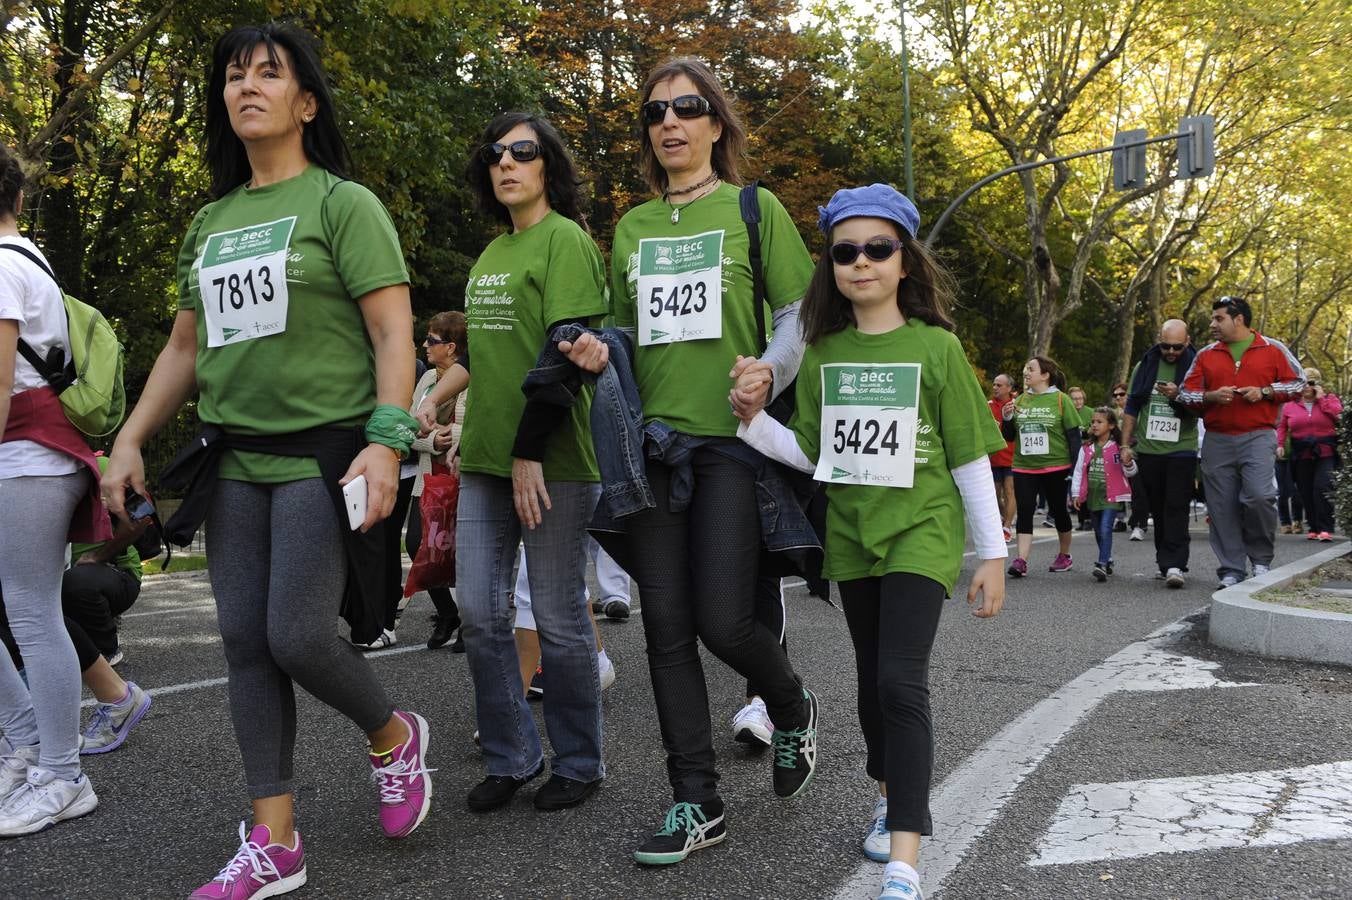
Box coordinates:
[521,324,820,560]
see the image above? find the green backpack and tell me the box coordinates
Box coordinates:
[4,243,126,437]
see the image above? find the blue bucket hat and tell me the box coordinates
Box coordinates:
[817,183,920,239]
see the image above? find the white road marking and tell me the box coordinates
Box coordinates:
[1030,760,1352,866]
[831,613,1258,900]
[119,603,216,619]
[80,642,428,707]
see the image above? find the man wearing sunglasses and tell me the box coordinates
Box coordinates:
[1178,297,1305,588]
[1120,320,1199,587]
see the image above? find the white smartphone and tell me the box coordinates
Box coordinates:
[342,475,367,531]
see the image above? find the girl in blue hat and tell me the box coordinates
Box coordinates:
[730,183,1007,900]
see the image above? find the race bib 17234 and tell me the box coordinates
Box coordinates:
[1145,398,1181,442]
[636,230,723,346]
[815,362,921,488]
[198,217,297,348]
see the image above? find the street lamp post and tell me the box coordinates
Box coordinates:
[899,0,915,200]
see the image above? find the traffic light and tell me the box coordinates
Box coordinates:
[1112,129,1148,191]
[1177,115,1215,179]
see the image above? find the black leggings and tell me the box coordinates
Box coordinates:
[1015,469,1072,534]
[619,449,806,802]
[1293,455,1337,535]
[745,573,789,700]
[839,572,945,835]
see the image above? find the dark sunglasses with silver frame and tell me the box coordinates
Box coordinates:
[640,94,712,126]
[478,139,541,166]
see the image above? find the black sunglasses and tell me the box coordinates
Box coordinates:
[1159,342,1186,351]
[1113,392,1127,398]
[423,334,451,346]
[479,140,540,166]
[641,94,712,125]
[829,237,903,266]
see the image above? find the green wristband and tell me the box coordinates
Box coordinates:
[365,404,418,459]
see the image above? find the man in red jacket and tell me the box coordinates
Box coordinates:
[1179,296,1305,588]
[988,373,1017,541]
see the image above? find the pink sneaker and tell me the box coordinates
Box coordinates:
[369,710,433,838]
[189,822,306,899]
[1007,557,1027,577]
[1049,553,1073,573]
[1319,532,1333,542]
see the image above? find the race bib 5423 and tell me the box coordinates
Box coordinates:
[815,362,921,488]
[636,231,723,346]
[198,217,296,348]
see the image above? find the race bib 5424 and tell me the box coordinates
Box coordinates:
[815,362,921,488]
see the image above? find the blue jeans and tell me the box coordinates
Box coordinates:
[1091,508,1119,566]
[456,473,603,782]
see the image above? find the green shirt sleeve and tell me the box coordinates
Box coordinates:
[792,346,823,461]
[324,181,409,301]
[757,188,814,311]
[610,221,636,329]
[940,333,1007,468]
[176,206,211,311]
[542,223,608,326]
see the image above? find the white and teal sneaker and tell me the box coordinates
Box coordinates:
[863,795,890,861]
[772,687,819,798]
[633,799,726,865]
[877,872,924,899]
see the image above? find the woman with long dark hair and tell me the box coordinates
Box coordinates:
[103,23,431,897]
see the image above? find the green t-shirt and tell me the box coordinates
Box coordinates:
[611,184,813,437]
[790,320,1006,591]
[71,457,142,582]
[176,165,409,482]
[1129,360,1199,456]
[1228,335,1255,363]
[459,211,607,481]
[1011,389,1080,471]
[1086,443,1123,512]
[1076,404,1094,428]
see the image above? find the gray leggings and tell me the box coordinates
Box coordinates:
[207,478,394,800]
[0,472,87,780]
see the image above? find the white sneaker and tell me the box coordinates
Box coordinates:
[81,682,153,755]
[1129,527,1145,541]
[731,696,772,747]
[0,741,38,806]
[1218,574,1242,589]
[1165,567,1186,589]
[0,767,98,837]
[599,655,617,691]
[877,872,924,899]
[356,628,397,651]
[1252,564,1271,577]
[862,795,889,861]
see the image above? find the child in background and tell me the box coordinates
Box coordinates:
[729,183,1006,900]
[1071,406,1138,581]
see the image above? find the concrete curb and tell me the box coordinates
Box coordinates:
[1209,541,1352,667]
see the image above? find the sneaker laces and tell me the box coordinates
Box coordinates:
[657,801,707,837]
[773,728,810,768]
[83,704,115,741]
[370,755,436,805]
[213,822,280,885]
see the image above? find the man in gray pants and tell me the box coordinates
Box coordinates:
[1179,297,1305,587]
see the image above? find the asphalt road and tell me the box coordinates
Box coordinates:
[4,520,1350,899]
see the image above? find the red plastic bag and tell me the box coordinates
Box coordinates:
[404,472,459,598]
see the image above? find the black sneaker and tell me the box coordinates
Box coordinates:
[1092,563,1107,582]
[467,761,543,812]
[603,599,630,621]
[533,773,602,810]
[450,630,466,653]
[772,687,819,799]
[590,598,606,614]
[633,798,727,865]
[527,667,544,700]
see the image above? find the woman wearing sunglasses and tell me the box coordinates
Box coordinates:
[435,111,610,815]
[102,23,430,897]
[608,58,819,865]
